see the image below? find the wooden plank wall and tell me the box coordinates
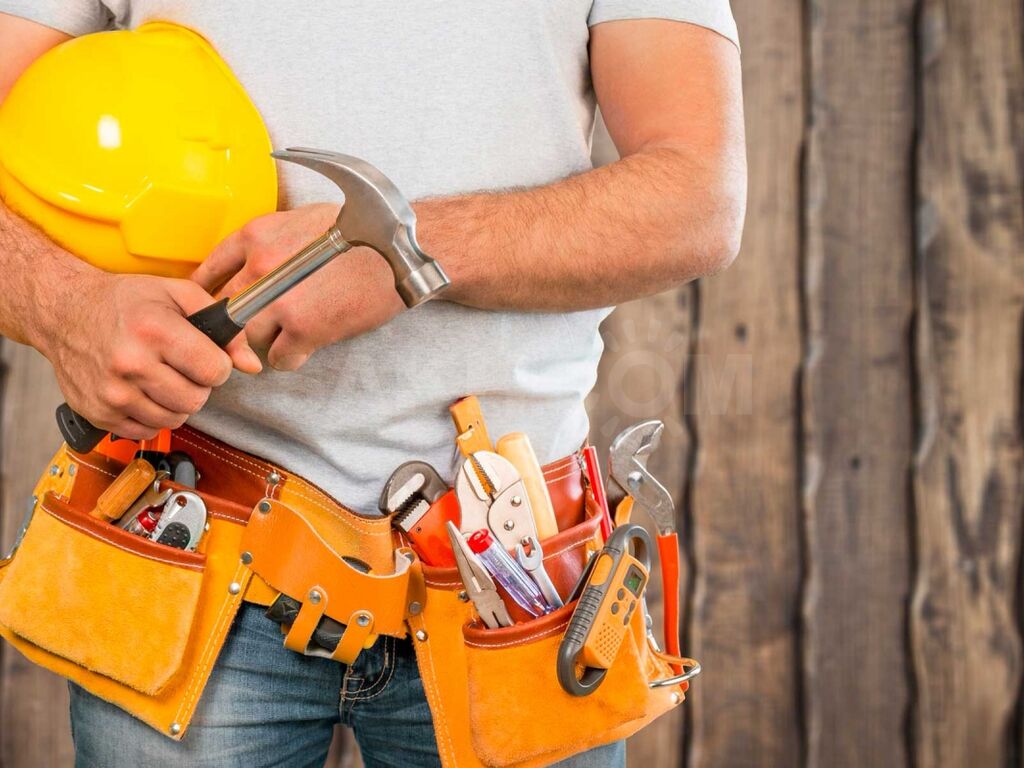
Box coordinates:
[1,0,1022,765]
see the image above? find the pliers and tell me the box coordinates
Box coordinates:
[447,521,514,629]
[609,421,682,670]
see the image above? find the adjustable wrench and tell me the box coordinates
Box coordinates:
[455,451,539,552]
[609,421,681,666]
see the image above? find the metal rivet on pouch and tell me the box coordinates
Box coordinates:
[415,629,428,642]
[408,601,423,615]
[169,723,181,736]
[309,589,322,604]
[510,495,522,507]
[240,551,253,565]
[228,582,241,595]
[503,520,515,531]
[671,692,681,705]
[49,465,60,476]
[257,500,272,514]
[457,591,469,602]
[356,613,372,627]
[266,471,281,486]
[68,464,76,477]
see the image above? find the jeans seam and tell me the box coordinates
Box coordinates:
[344,636,396,702]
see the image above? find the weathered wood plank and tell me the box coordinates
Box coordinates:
[910,0,1024,765]
[801,0,917,765]
[0,343,73,766]
[686,0,806,765]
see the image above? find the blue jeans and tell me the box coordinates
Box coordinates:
[70,603,625,767]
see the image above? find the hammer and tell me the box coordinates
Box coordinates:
[56,148,451,454]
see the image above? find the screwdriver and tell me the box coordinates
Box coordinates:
[468,529,552,617]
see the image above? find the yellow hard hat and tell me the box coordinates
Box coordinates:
[0,22,276,278]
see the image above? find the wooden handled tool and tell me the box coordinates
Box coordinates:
[449,396,493,457]
[91,458,156,522]
[496,432,559,540]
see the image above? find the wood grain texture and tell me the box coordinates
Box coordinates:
[801,0,917,765]
[0,343,73,767]
[685,0,805,765]
[910,0,1024,765]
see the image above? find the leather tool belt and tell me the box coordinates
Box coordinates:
[0,424,692,767]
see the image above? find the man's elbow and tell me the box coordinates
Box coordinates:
[673,178,746,280]
[704,183,746,275]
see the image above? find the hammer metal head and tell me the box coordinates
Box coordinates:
[272,148,450,307]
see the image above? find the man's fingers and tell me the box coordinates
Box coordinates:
[242,312,282,354]
[225,335,263,374]
[165,279,220,316]
[121,392,190,431]
[191,232,247,293]
[217,266,261,300]
[108,417,161,442]
[160,280,236,385]
[138,364,214,415]
[267,330,314,372]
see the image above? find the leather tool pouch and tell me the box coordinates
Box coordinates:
[0,428,417,741]
[409,455,693,768]
[0,428,690,764]
[0,443,254,739]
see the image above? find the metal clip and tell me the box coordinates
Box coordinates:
[2,496,38,564]
[649,658,702,688]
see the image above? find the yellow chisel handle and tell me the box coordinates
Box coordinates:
[449,395,493,457]
[496,432,559,541]
[92,458,156,522]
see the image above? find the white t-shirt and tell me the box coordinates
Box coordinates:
[3,1,738,512]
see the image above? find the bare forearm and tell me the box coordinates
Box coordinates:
[417,142,745,311]
[0,201,92,349]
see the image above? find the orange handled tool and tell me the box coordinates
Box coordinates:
[609,421,682,671]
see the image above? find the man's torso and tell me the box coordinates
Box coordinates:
[117,2,609,511]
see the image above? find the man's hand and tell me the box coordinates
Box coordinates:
[36,271,262,440]
[192,203,405,371]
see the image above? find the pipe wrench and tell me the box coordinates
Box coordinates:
[455,451,539,552]
[379,461,459,566]
[609,421,681,668]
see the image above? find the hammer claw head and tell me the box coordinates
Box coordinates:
[272,148,450,307]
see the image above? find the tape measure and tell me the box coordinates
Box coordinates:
[557,523,651,696]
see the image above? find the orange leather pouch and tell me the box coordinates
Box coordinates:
[409,456,691,768]
[0,442,253,740]
[0,426,418,740]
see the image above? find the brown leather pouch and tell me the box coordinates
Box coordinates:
[409,464,690,768]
